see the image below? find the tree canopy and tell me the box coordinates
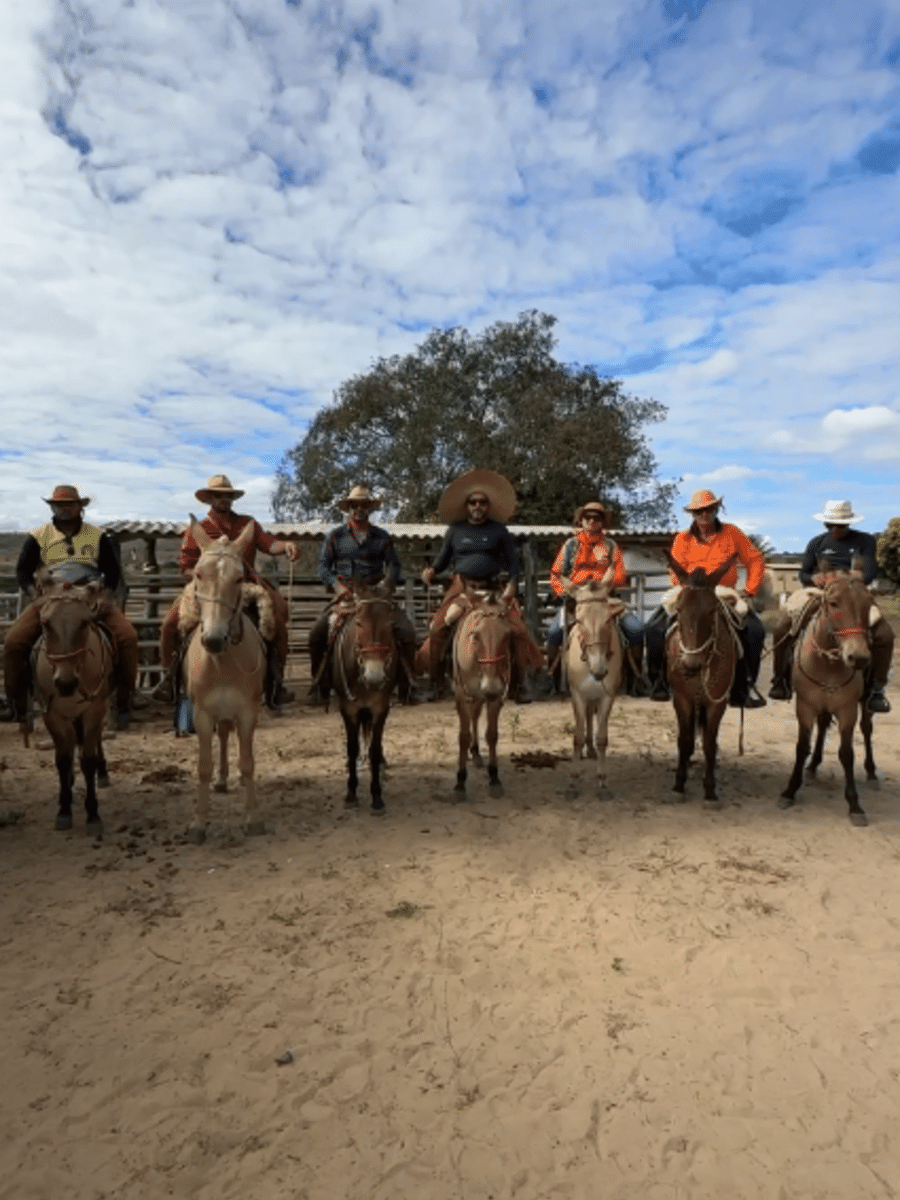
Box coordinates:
[273,310,677,528]
[876,518,900,589]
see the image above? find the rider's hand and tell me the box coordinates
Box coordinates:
[421,566,435,585]
[501,584,517,602]
[284,543,299,563]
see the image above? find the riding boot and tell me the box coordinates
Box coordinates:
[3,646,32,725]
[265,642,294,712]
[867,618,894,713]
[307,611,331,704]
[769,613,794,700]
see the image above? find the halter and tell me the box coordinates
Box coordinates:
[570,595,616,662]
[454,607,511,700]
[193,547,246,645]
[799,585,868,692]
[336,597,396,702]
[671,594,733,706]
[39,596,113,706]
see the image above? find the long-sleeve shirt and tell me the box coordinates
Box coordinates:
[318,522,404,588]
[180,510,277,576]
[798,529,878,586]
[431,519,521,583]
[669,522,766,595]
[550,531,627,596]
[16,521,122,593]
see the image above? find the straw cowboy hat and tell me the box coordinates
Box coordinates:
[43,484,90,505]
[813,499,864,525]
[684,489,723,512]
[437,469,517,524]
[195,474,245,503]
[573,501,614,527]
[337,484,380,512]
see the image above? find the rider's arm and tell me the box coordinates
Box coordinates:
[549,540,569,596]
[798,534,822,587]
[382,535,405,586]
[428,527,455,578]
[318,531,339,589]
[15,536,41,594]
[854,531,879,585]
[732,527,766,596]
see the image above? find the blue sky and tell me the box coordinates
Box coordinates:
[1,0,899,550]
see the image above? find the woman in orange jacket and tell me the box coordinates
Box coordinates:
[645,490,767,707]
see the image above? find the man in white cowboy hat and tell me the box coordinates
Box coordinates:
[3,484,140,730]
[644,488,768,707]
[769,500,893,712]
[156,474,299,709]
[416,468,544,702]
[308,484,419,703]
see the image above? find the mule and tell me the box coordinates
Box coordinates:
[560,566,626,798]
[451,586,513,799]
[665,553,740,806]
[780,564,876,826]
[34,580,115,834]
[329,577,399,812]
[182,517,267,843]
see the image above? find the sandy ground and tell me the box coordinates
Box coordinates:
[1,671,899,1200]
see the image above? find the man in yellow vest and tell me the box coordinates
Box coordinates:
[3,484,140,730]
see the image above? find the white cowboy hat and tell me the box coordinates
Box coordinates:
[337,484,380,511]
[812,499,864,525]
[437,469,517,524]
[195,474,245,502]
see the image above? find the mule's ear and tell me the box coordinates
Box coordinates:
[708,552,739,588]
[233,520,255,554]
[189,514,214,551]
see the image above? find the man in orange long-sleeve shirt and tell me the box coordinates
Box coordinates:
[645,490,767,707]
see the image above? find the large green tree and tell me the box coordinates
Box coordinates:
[876,518,900,589]
[274,310,677,527]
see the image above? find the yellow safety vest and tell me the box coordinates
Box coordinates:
[31,521,104,569]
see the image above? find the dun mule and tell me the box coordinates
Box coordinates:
[780,564,876,826]
[183,517,267,843]
[330,578,399,812]
[452,586,514,798]
[34,577,115,834]
[666,553,740,806]
[561,566,626,798]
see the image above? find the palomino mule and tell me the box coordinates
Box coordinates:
[34,577,115,834]
[329,576,400,812]
[665,552,740,806]
[780,563,877,826]
[182,517,267,843]
[451,585,514,799]
[560,565,626,798]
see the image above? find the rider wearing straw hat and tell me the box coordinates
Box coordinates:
[307,484,420,703]
[157,474,299,709]
[768,500,893,713]
[416,468,544,703]
[644,489,768,708]
[3,484,140,730]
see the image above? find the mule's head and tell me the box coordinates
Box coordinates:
[190,514,253,653]
[464,592,513,698]
[39,584,102,694]
[569,573,626,681]
[350,578,396,689]
[819,566,872,672]
[667,552,737,674]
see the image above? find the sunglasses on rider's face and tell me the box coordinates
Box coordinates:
[467,497,489,507]
[582,512,604,522]
[695,505,718,516]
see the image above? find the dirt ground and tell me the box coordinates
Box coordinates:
[1,666,899,1200]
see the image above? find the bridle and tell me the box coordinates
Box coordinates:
[336,596,396,701]
[39,594,112,704]
[193,548,246,644]
[800,580,870,691]
[672,588,732,705]
[455,605,511,700]
[569,594,615,663]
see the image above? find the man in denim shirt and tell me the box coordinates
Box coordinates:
[308,485,419,701]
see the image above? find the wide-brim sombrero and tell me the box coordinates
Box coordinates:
[437,469,517,524]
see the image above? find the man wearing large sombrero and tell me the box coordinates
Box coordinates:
[769,500,893,712]
[3,484,140,729]
[308,484,419,703]
[416,468,544,702]
[157,475,299,709]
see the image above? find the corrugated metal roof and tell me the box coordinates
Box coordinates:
[104,518,674,542]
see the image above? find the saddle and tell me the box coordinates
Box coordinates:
[177,579,276,640]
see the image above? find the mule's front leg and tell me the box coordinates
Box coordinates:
[594,698,613,800]
[53,748,76,831]
[860,706,878,785]
[80,751,103,835]
[570,690,588,760]
[837,713,867,826]
[780,705,813,809]
[455,696,472,795]
[236,712,263,835]
[369,711,388,813]
[672,696,694,797]
[701,707,725,807]
[189,710,215,843]
[485,698,503,797]
[342,711,360,806]
[214,719,232,793]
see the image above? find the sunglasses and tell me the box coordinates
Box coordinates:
[694,505,718,515]
[467,498,489,506]
[582,512,604,522]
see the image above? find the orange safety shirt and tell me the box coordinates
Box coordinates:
[668,523,765,595]
[550,531,628,597]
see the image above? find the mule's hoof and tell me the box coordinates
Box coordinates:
[213,782,228,794]
[245,821,266,836]
[850,811,869,827]
[866,776,881,790]
[778,794,796,810]
[97,774,111,790]
[54,812,73,831]
[586,748,597,760]
[86,817,104,837]
[597,786,613,802]
[344,795,359,808]
[488,782,504,798]
[471,754,484,768]
[370,800,386,815]
[187,827,207,845]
